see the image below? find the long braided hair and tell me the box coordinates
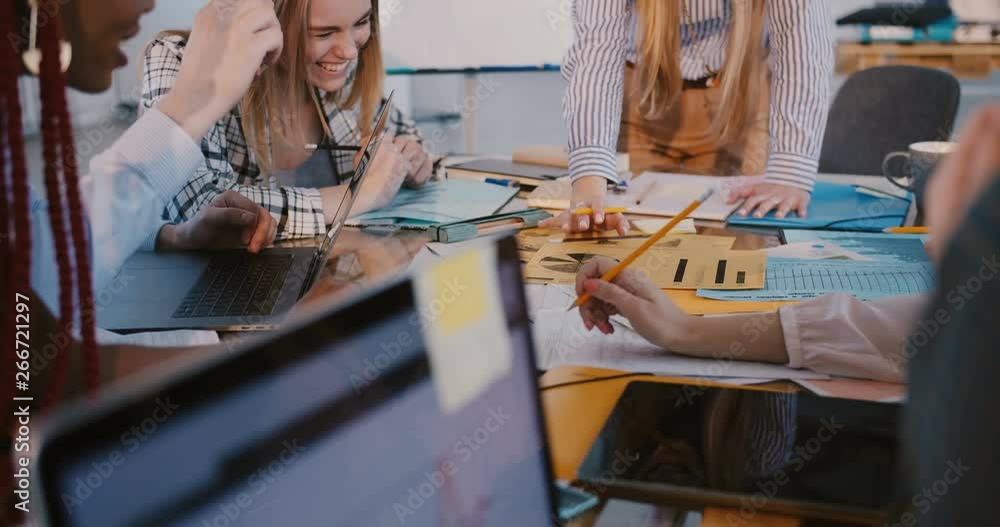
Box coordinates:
[1,0,100,411]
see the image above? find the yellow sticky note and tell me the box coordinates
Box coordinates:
[429,249,487,335]
[414,243,513,414]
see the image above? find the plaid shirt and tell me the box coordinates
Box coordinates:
[139,35,423,240]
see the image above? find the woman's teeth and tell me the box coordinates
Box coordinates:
[318,62,348,73]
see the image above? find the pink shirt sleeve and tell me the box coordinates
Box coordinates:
[780,293,928,383]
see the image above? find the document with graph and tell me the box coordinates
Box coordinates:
[696,259,934,302]
[523,237,766,290]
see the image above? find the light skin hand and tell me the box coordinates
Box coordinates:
[575,256,789,364]
[353,135,412,213]
[393,136,434,188]
[157,190,277,252]
[925,104,1000,261]
[157,0,284,141]
[538,176,629,235]
[727,182,810,219]
[575,256,690,343]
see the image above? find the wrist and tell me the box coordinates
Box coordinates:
[662,313,703,354]
[155,224,186,251]
[572,176,609,198]
[158,91,223,143]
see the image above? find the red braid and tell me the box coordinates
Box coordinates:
[0,0,34,413]
[39,11,100,405]
[36,19,78,409]
[0,0,101,412]
[1,0,36,520]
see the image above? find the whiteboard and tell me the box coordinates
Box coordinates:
[379,0,575,70]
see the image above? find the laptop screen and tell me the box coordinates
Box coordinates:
[317,90,396,259]
[38,237,555,527]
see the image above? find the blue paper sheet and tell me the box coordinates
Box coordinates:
[782,230,929,264]
[696,258,934,302]
[727,182,910,232]
[347,179,518,229]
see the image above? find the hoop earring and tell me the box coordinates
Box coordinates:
[21,0,73,75]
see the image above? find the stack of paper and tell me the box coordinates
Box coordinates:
[527,173,741,221]
[532,309,829,381]
[347,179,518,228]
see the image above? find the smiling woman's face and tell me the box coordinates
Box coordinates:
[60,0,155,92]
[306,0,373,92]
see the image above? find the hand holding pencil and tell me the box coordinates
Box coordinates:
[571,189,714,309]
[572,189,714,339]
[539,177,630,235]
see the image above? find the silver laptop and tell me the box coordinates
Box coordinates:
[98,92,395,332]
[37,237,559,527]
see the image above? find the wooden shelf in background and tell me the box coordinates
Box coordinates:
[837,42,1000,78]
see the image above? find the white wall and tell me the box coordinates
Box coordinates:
[409,0,999,155]
[53,1,999,154]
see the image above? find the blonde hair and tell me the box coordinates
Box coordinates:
[160,0,384,176]
[634,0,766,145]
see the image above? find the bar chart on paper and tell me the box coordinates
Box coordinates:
[696,259,935,302]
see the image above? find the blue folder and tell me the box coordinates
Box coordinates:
[726,181,910,232]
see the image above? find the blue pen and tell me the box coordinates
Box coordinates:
[484,178,518,188]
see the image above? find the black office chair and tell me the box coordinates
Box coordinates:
[818,65,961,176]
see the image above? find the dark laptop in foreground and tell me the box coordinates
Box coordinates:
[98,92,395,332]
[37,236,560,526]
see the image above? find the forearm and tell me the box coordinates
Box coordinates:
[81,109,203,290]
[563,0,630,183]
[764,1,834,191]
[319,185,350,224]
[671,312,789,364]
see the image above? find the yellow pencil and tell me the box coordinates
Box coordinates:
[571,207,629,216]
[883,226,928,234]
[571,189,714,309]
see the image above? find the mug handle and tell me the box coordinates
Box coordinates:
[882,151,914,192]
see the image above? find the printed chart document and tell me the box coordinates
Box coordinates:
[697,259,934,302]
[782,230,929,264]
[532,309,829,380]
[524,238,766,290]
[766,241,875,261]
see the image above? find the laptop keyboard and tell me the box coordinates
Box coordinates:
[173,254,294,319]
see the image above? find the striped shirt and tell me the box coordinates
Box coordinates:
[563,0,835,191]
[139,35,423,241]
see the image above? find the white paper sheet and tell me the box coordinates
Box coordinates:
[532,309,829,381]
[97,328,220,348]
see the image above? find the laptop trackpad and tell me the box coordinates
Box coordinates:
[96,254,208,329]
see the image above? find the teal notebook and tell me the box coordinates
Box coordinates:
[727,181,911,232]
[346,179,518,229]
